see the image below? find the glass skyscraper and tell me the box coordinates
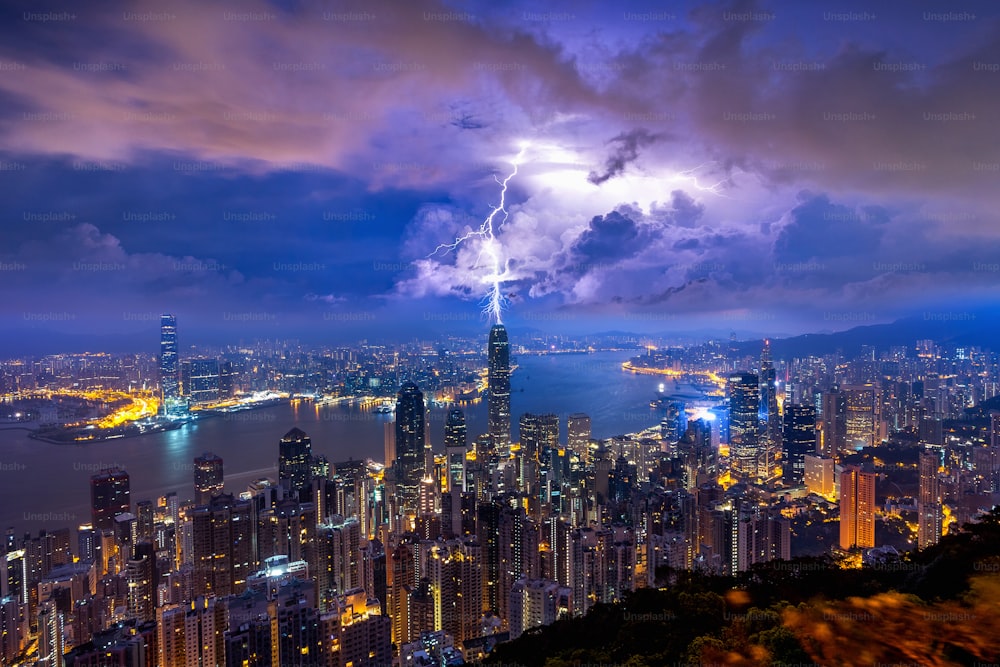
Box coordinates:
[90,467,130,532]
[488,324,511,458]
[278,427,313,496]
[160,314,181,415]
[727,372,760,481]
[394,382,426,515]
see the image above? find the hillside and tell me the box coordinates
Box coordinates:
[481,508,1000,666]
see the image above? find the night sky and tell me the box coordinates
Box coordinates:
[2,0,998,347]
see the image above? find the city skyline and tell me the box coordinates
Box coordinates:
[2,0,999,345]
[2,2,1000,664]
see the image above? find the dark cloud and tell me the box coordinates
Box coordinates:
[587,129,660,185]
[570,210,651,265]
[774,193,889,264]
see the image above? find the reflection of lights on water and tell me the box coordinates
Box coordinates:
[658,383,665,393]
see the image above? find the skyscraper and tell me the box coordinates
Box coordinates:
[488,324,512,458]
[194,452,224,506]
[819,387,847,456]
[159,314,181,415]
[758,340,780,479]
[567,413,591,465]
[278,427,313,496]
[782,404,816,487]
[844,385,877,450]
[187,358,221,405]
[90,467,130,532]
[839,465,876,550]
[727,372,760,481]
[918,450,942,549]
[444,408,467,494]
[394,382,426,516]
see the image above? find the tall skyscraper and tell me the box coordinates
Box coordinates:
[394,382,426,516]
[488,324,512,457]
[567,413,591,465]
[819,387,847,456]
[727,372,760,481]
[758,340,780,480]
[444,408,467,493]
[918,450,942,549]
[782,404,816,487]
[159,314,181,416]
[839,465,876,550]
[90,468,130,532]
[844,385,877,450]
[278,428,313,496]
[194,452,224,506]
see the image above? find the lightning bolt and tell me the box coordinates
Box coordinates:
[430,142,529,324]
[677,162,731,196]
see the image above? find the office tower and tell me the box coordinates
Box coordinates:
[488,324,512,457]
[160,314,180,415]
[918,451,943,549]
[190,494,256,598]
[157,596,226,667]
[839,466,876,550]
[91,467,130,532]
[444,409,468,493]
[37,601,64,667]
[818,387,847,456]
[677,418,716,491]
[445,409,468,538]
[187,358,221,405]
[394,382,426,517]
[759,340,780,479]
[782,404,816,487]
[844,385,877,449]
[278,427,313,497]
[567,413,591,466]
[319,588,392,667]
[519,413,558,499]
[194,452,224,506]
[727,372,760,481]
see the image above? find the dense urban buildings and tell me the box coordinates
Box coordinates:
[4,318,1000,665]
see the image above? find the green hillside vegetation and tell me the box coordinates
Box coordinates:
[482,508,1000,666]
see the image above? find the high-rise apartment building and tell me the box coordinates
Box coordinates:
[839,465,876,549]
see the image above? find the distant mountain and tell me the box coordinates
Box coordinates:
[735,310,1000,359]
[0,328,156,356]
